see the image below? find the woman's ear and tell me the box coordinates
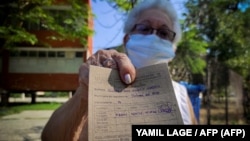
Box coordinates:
[122,34,130,53]
[123,34,129,46]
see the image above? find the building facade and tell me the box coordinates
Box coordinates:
[0,0,93,104]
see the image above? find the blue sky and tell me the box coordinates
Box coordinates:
[91,0,187,53]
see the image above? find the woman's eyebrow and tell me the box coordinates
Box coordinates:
[160,25,170,29]
[136,20,170,29]
[137,20,150,25]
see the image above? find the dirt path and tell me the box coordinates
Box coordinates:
[0,110,53,141]
[199,101,247,125]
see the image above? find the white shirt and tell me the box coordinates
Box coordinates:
[172,80,193,124]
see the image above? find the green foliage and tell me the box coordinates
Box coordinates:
[57,0,94,45]
[184,0,250,79]
[0,26,38,48]
[44,91,69,97]
[94,0,140,12]
[0,0,93,49]
[0,102,62,117]
[170,24,208,82]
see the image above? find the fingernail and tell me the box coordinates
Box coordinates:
[124,74,131,84]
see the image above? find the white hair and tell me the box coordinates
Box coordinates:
[123,0,182,45]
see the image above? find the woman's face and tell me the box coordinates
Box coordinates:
[123,8,176,68]
[127,8,175,42]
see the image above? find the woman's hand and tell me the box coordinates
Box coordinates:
[78,49,136,87]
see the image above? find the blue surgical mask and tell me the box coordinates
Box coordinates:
[125,34,175,69]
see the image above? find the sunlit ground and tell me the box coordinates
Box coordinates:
[199,97,248,125]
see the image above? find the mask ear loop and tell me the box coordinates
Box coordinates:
[123,34,131,55]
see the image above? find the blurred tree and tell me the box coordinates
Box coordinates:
[169,23,208,83]
[94,0,140,12]
[0,0,93,49]
[184,0,250,79]
[184,1,250,124]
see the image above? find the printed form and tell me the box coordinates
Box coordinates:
[88,63,183,141]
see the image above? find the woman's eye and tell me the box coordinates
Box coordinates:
[139,27,150,32]
[158,30,169,38]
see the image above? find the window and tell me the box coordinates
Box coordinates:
[48,51,56,57]
[75,51,83,58]
[20,51,28,57]
[10,51,19,57]
[57,51,65,57]
[9,49,84,59]
[38,51,47,57]
[29,51,37,57]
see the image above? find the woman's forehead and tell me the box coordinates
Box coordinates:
[136,9,173,29]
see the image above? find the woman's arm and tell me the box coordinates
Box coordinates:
[41,85,88,141]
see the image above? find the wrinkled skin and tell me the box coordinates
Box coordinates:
[79,49,136,87]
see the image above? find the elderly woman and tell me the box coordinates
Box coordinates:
[41,0,197,140]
